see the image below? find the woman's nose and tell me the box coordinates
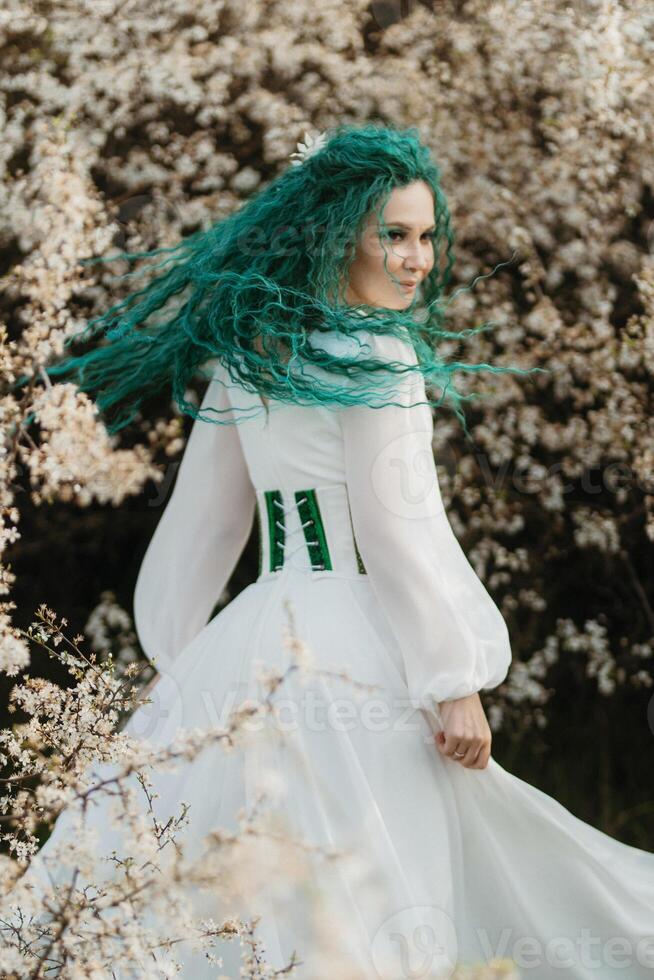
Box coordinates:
[404,245,431,272]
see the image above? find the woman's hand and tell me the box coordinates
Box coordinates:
[434,692,492,769]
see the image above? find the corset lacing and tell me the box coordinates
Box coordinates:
[273,495,325,569]
[255,484,365,579]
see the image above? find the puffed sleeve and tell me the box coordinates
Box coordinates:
[335,328,512,711]
[133,358,256,676]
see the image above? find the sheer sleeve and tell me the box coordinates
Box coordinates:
[133,359,256,676]
[336,329,512,712]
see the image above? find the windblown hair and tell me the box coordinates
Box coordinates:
[41,122,543,434]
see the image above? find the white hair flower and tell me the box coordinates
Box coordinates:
[289,129,328,166]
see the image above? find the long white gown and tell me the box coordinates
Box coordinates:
[8,329,654,978]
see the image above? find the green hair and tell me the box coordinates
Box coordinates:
[30,122,546,435]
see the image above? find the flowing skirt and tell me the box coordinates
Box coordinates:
[11,569,654,979]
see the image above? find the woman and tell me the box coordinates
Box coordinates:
[13,125,654,978]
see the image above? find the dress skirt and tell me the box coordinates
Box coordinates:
[16,556,654,979]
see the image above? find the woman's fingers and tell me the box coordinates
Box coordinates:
[474,742,492,769]
[434,692,493,769]
[435,730,471,760]
[435,729,492,768]
[453,738,487,768]
[462,738,490,768]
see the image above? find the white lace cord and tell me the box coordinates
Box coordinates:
[272,495,325,569]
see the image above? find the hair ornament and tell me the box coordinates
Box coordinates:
[289,129,329,166]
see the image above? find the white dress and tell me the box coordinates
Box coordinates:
[10,330,654,978]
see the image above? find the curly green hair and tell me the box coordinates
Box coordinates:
[37,121,544,434]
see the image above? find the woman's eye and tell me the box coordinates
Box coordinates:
[386,231,436,242]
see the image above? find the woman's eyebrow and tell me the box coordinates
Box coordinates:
[385,221,437,231]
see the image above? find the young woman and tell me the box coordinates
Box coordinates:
[15,125,654,978]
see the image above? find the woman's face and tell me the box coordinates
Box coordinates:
[343,180,436,310]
